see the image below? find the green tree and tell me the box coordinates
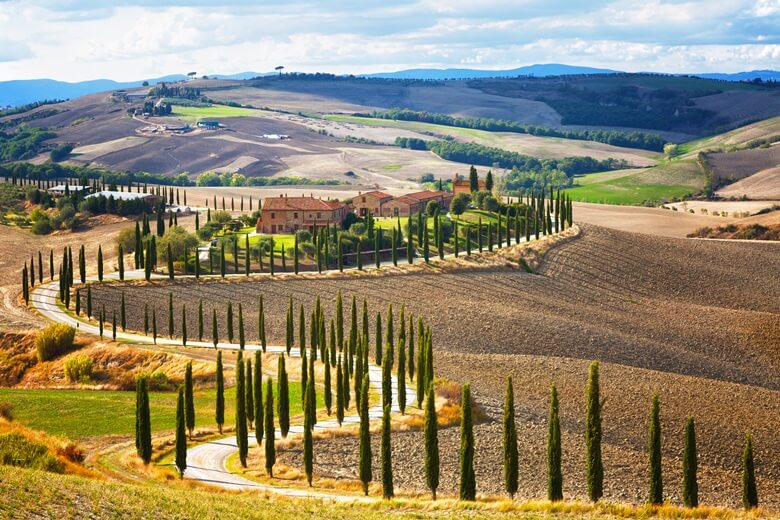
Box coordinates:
[586,361,603,502]
[277,355,290,437]
[181,305,187,346]
[336,353,345,425]
[264,378,276,477]
[238,303,245,350]
[548,384,563,501]
[184,362,195,439]
[226,301,234,343]
[246,359,254,429]
[236,358,248,467]
[215,351,225,433]
[459,383,476,500]
[254,351,264,444]
[648,394,663,505]
[397,337,406,414]
[503,376,518,498]
[303,377,314,486]
[424,383,439,500]
[742,433,758,510]
[211,308,219,348]
[118,244,125,280]
[258,295,267,352]
[381,403,394,499]
[469,165,478,192]
[682,417,698,508]
[175,386,187,478]
[324,350,332,415]
[136,376,152,464]
[167,243,174,279]
[97,245,103,281]
[197,300,204,342]
[358,375,372,496]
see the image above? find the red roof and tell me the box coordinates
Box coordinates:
[263,196,347,212]
[359,190,393,200]
[404,190,451,201]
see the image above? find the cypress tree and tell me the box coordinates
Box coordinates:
[144,242,152,281]
[152,308,157,344]
[211,308,218,348]
[547,384,563,501]
[112,310,117,341]
[301,345,308,407]
[264,378,275,477]
[75,288,81,316]
[220,243,226,278]
[184,362,195,439]
[375,312,383,365]
[416,330,426,408]
[277,354,290,437]
[215,351,224,434]
[585,361,603,502]
[306,356,316,429]
[167,243,174,279]
[181,305,187,346]
[136,376,152,464]
[459,383,476,501]
[226,301,234,343]
[336,290,344,349]
[246,359,254,429]
[49,250,54,281]
[358,375,372,496]
[168,293,174,338]
[425,330,434,394]
[408,315,415,381]
[466,224,472,255]
[397,337,406,414]
[270,243,275,275]
[118,244,124,280]
[97,245,103,281]
[285,297,293,355]
[303,377,314,486]
[329,319,337,367]
[381,342,392,411]
[742,433,758,510]
[648,394,663,505]
[682,417,698,508]
[407,215,414,264]
[238,303,245,350]
[143,303,149,335]
[175,386,187,478]
[423,220,430,263]
[21,265,28,305]
[299,303,306,353]
[258,295,267,352]
[324,350,332,415]
[236,358,248,467]
[245,234,250,275]
[478,218,483,252]
[198,300,204,342]
[99,305,105,338]
[385,304,394,369]
[381,403,394,499]
[374,228,381,268]
[78,246,85,283]
[424,383,439,500]
[503,376,519,498]
[254,351,263,444]
[336,353,345,425]
[342,347,351,410]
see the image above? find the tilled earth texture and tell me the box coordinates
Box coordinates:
[89,225,780,507]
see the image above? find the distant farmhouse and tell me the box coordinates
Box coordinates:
[380,190,453,217]
[47,184,92,197]
[352,190,394,217]
[197,120,220,129]
[452,174,485,196]
[256,195,350,234]
[86,190,158,204]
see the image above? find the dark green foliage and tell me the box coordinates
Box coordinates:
[97,246,103,282]
[118,244,124,281]
[336,353,344,425]
[381,404,394,499]
[254,352,263,444]
[258,295,267,352]
[181,305,187,346]
[459,383,476,501]
[167,243,174,279]
[358,375,372,496]
[547,384,563,501]
[168,293,174,339]
[585,361,603,502]
[135,376,152,464]
[682,417,698,508]
[197,300,203,342]
[382,343,392,411]
[264,378,275,477]
[277,355,290,438]
[175,387,187,478]
[211,308,218,348]
[245,360,254,429]
[215,351,224,434]
[226,301,234,343]
[424,383,439,500]
[742,434,758,510]
[503,376,518,498]
[235,358,248,467]
[324,350,332,415]
[184,362,195,439]
[303,378,314,486]
[397,337,406,415]
[648,394,663,505]
[238,303,245,350]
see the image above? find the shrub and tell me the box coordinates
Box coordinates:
[0,401,13,421]
[31,217,52,235]
[64,355,94,383]
[148,369,170,390]
[0,433,64,473]
[450,193,470,215]
[158,226,199,263]
[115,227,137,254]
[35,324,76,362]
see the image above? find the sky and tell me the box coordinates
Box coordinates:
[0,0,778,82]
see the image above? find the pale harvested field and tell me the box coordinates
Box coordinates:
[87,225,780,507]
[693,90,780,130]
[717,166,780,200]
[572,201,734,237]
[665,199,780,216]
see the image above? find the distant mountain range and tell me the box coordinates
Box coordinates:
[1,65,778,108]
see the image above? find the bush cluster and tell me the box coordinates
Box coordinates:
[34,323,76,362]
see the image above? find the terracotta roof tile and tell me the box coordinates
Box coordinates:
[262,196,346,211]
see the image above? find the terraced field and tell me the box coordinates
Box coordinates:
[84,225,780,506]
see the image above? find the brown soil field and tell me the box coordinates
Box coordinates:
[84,224,780,507]
[707,145,780,184]
[718,166,780,200]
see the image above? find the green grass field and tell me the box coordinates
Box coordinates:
[565,162,704,205]
[173,105,269,123]
[0,381,307,440]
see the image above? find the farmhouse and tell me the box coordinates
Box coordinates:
[47,184,92,197]
[381,190,453,217]
[452,174,485,196]
[197,120,220,129]
[352,190,393,217]
[256,195,350,234]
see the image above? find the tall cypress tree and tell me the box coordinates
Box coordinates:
[324,350,332,415]
[408,315,415,382]
[336,353,345,425]
[211,308,218,348]
[254,351,264,444]
[79,245,85,282]
[215,351,225,434]
[181,305,187,346]
[175,386,187,478]
[277,354,290,437]
[459,383,476,501]
[197,300,204,342]
[424,383,439,500]
[397,337,406,414]
[264,378,275,477]
[547,384,563,501]
[586,361,603,502]
[238,303,245,350]
[167,243,174,279]
[226,301,234,343]
[648,394,663,505]
[303,377,314,486]
[246,359,254,429]
[118,244,125,280]
[236,358,248,467]
[136,376,152,464]
[742,433,758,510]
[381,403,394,499]
[285,297,293,355]
[259,295,267,352]
[97,245,103,281]
[120,292,127,331]
[358,375,372,496]
[299,303,306,353]
[503,376,519,498]
[184,361,195,439]
[375,312,383,365]
[682,417,698,508]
